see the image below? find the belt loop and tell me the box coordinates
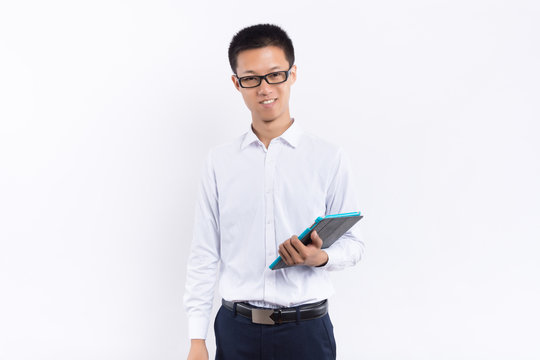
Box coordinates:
[233,302,238,317]
[295,306,300,325]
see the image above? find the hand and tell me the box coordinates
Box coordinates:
[278,230,329,267]
[187,339,208,360]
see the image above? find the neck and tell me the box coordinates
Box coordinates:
[251,114,293,149]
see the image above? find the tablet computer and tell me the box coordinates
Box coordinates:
[269,211,363,270]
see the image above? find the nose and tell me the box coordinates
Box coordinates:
[257,79,273,96]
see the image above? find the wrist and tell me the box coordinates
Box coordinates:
[316,250,329,267]
[191,339,206,346]
[188,339,208,360]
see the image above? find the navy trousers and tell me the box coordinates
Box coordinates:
[214,305,337,360]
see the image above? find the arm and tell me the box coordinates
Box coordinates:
[277,148,364,270]
[321,147,365,271]
[183,151,221,342]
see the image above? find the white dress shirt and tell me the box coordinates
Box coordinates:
[183,119,364,339]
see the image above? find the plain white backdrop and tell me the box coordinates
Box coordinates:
[1,0,539,359]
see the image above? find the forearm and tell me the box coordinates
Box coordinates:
[323,147,364,271]
[322,232,364,271]
[183,251,219,339]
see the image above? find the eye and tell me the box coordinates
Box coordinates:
[243,76,258,82]
[266,71,287,83]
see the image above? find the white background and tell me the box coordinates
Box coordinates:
[1,0,539,359]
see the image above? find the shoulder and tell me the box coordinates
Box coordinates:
[204,132,247,165]
[298,130,345,161]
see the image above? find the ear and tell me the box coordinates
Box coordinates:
[289,65,297,85]
[231,74,241,91]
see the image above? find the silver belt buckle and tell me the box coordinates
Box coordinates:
[251,308,274,325]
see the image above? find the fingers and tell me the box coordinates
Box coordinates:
[310,230,323,249]
[290,237,307,257]
[278,236,306,266]
[278,241,294,265]
[278,232,324,267]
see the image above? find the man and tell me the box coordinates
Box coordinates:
[184,24,364,360]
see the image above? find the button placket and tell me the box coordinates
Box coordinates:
[263,142,279,301]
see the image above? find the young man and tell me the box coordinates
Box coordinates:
[184,24,364,360]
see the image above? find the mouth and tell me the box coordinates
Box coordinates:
[260,98,277,105]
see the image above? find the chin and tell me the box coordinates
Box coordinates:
[260,112,282,123]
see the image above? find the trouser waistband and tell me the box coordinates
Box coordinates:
[221,299,328,325]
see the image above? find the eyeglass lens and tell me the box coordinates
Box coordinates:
[240,71,288,88]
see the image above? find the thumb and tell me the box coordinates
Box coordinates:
[310,230,323,249]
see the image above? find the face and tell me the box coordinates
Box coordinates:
[231,46,296,126]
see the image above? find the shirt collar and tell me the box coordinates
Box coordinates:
[240,118,301,150]
[240,125,260,150]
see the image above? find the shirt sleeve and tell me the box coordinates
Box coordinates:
[183,151,220,339]
[321,147,365,271]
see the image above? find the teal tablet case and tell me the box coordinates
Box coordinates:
[269,211,363,270]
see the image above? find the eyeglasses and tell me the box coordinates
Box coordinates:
[235,67,292,88]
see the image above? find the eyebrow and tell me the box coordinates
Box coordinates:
[240,66,284,76]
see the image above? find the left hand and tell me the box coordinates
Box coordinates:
[278,230,329,267]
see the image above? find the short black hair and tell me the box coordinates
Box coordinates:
[228,24,295,74]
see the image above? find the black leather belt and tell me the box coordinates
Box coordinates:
[222,299,328,325]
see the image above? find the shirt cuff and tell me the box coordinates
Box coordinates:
[319,246,341,271]
[188,315,210,340]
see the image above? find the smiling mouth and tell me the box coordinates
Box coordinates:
[260,98,277,104]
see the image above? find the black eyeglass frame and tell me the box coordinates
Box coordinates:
[235,66,293,88]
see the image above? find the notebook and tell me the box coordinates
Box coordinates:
[269,211,363,270]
